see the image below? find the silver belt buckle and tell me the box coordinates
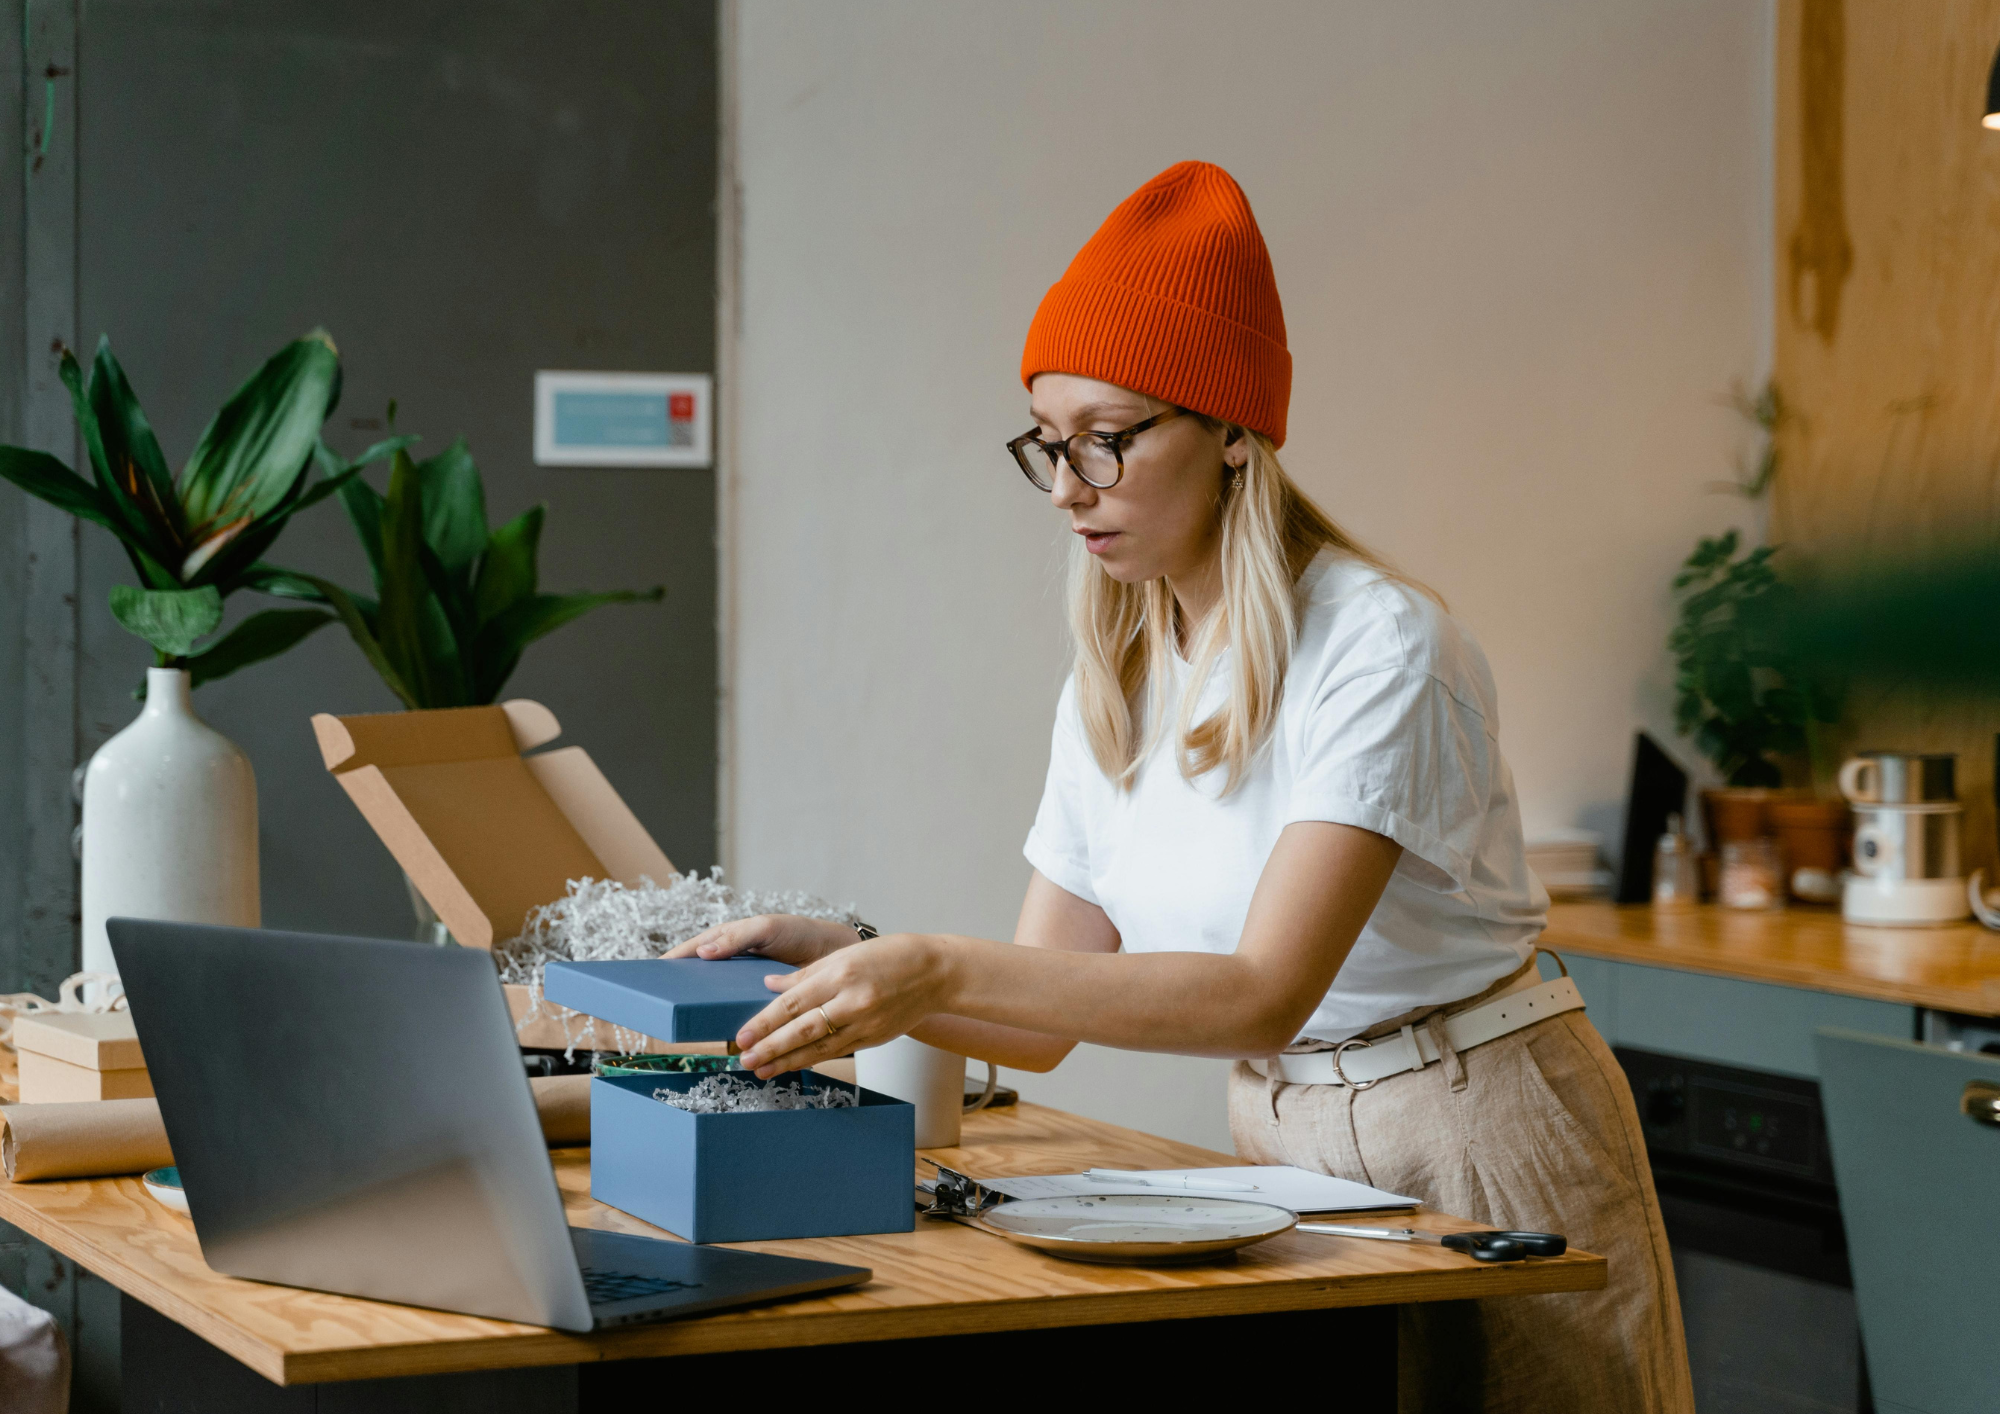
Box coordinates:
[1332,1038,1379,1090]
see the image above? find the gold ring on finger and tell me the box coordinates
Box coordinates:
[817,1005,840,1038]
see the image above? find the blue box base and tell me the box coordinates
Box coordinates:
[590,1071,915,1244]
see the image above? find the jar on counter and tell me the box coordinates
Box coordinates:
[1652,813,1700,911]
[1719,837,1785,911]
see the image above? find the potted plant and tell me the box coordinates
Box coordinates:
[1666,379,1845,883]
[1671,529,1846,881]
[1670,529,1827,791]
[0,332,400,973]
[256,434,664,941]
[260,435,664,709]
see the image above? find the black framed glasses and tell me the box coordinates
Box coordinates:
[1007,407,1184,491]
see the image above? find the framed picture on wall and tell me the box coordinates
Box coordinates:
[533,371,713,468]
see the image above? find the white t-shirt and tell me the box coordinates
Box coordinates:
[1023,550,1547,1044]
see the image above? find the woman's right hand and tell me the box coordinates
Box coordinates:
[659,914,864,968]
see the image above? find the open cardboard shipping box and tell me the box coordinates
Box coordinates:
[312,700,693,1055]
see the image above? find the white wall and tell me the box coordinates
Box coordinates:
[726,0,1771,1153]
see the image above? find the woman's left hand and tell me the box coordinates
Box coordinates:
[736,934,951,1077]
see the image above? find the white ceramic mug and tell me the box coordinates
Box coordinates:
[854,1036,968,1147]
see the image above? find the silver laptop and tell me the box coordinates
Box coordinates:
[107,919,870,1333]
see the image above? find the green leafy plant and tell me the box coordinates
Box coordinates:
[1670,530,1837,787]
[261,436,663,708]
[0,332,404,684]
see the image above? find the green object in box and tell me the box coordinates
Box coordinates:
[593,1053,739,1078]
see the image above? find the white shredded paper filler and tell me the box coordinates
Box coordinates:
[493,870,861,1059]
[651,1073,858,1114]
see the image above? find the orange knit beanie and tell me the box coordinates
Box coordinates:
[1020,161,1290,447]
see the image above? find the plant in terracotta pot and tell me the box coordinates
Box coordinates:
[1765,796,1851,900]
[1670,530,1846,895]
[0,332,403,973]
[1665,384,1848,898]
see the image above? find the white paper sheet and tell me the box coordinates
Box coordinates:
[977,1165,1416,1213]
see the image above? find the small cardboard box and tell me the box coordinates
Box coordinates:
[14,1011,152,1103]
[312,701,681,1052]
[548,959,916,1243]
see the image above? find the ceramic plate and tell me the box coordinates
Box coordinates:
[142,1166,188,1214]
[974,1193,1296,1265]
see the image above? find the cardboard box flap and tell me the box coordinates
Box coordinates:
[313,702,674,950]
[525,747,676,888]
[543,959,796,1043]
[13,1011,145,1071]
[313,701,555,770]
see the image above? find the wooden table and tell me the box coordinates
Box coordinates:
[0,1098,1602,1407]
[1543,900,2000,1015]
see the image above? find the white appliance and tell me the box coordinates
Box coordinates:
[1839,751,1970,926]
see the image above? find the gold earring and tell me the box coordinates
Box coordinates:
[1231,468,1244,491]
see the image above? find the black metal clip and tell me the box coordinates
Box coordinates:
[917,1159,1002,1219]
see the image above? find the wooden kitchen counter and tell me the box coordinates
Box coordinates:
[1543,900,2000,1015]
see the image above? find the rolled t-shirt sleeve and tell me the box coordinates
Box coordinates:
[1286,665,1493,894]
[1022,678,1101,905]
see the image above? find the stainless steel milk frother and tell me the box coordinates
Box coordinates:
[1840,751,1970,925]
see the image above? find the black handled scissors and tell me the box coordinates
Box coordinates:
[1439,1229,1567,1262]
[1298,1223,1568,1262]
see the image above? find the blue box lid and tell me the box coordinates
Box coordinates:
[542,958,798,1043]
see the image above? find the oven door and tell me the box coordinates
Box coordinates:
[1617,1045,1872,1413]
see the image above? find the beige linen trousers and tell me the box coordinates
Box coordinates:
[1229,962,1695,1414]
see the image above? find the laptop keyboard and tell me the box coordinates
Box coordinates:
[580,1266,703,1306]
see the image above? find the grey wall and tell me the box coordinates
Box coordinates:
[69,0,718,941]
[0,1,26,996]
[2,9,716,1400]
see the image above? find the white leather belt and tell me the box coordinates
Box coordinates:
[1249,976,1585,1088]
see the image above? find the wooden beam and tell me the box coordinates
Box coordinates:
[1773,0,2000,870]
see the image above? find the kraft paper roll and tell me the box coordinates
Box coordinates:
[0,1098,169,1182]
[1,1073,594,1182]
[533,1073,592,1146]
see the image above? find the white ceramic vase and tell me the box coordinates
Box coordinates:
[80,668,260,976]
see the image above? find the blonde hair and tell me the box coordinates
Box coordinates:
[1068,426,1418,793]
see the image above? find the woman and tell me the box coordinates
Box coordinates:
[674,161,1693,1413]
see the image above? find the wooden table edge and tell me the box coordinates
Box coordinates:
[0,1171,1604,1386]
[273,1254,1605,1385]
[0,1187,293,1383]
